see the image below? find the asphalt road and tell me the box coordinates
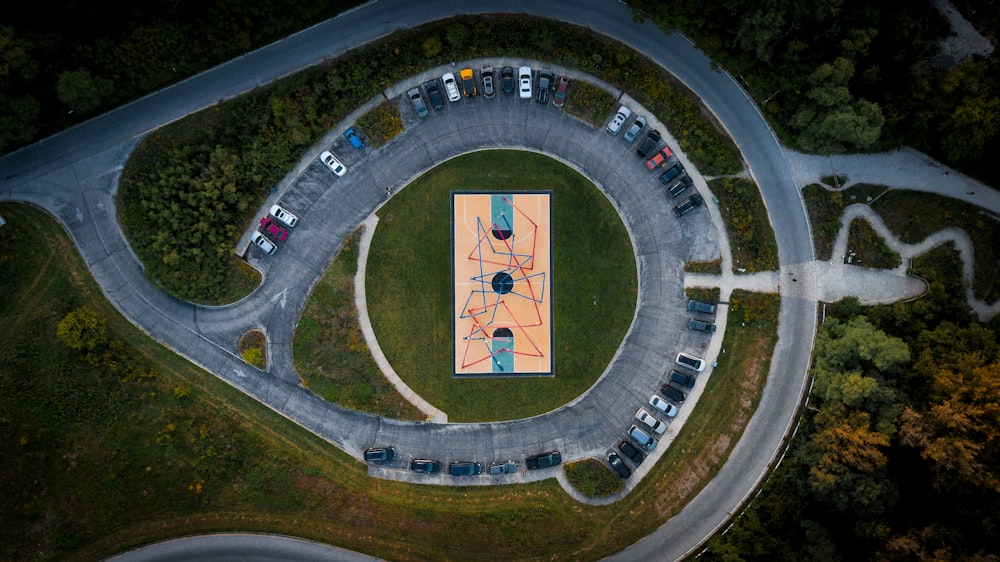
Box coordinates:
[0,1,817,560]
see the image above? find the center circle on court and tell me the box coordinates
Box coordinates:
[365,150,638,422]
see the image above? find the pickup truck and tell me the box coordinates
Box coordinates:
[525,451,562,470]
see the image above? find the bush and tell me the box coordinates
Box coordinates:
[355,101,404,148]
[708,177,779,272]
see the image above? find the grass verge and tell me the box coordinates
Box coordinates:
[801,183,890,260]
[846,218,902,270]
[292,228,424,420]
[565,458,623,497]
[707,177,779,272]
[564,80,617,128]
[684,258,723,274]
[1,203,780,561]
[366,150,637,422]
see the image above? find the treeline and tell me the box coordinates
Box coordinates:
[0,0,361,154]
[632,0,1000,181]
[120,14,741,302]
[703,247,1000,560]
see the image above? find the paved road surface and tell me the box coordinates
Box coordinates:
[0,1,826,560]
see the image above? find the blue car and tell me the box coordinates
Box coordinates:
[344,128,364,150]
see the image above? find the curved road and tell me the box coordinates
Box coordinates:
[0,1,816,560]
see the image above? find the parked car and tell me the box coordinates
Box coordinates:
[636,407,668,435]
[518,66,532,99]
[608,451,632,478]
[442,72,461,102]
[666,175,693,198]
[502,66,515,96]
[410,459,441,473]
[688,299,717,314]
[525,451,562,470]
[552,75,571,107]
[449,461,483,476]
[423,79,444,110]
[481,66,496,98]
[659,163,686,184]
[607,105,632,134]
[407,87,428,118]
[536,69,553,104]
[676,352,706,372]
[459,68,477,97]
[661,384,687,403]
[618,439,645,465]
[689,319,717,333]
[250,232,276,255]
[646,146,674,170]
[319,150,346,176]
[670,370,696,388]
[259,216,289,241]
[673,194,704,217]
[636,129,661,157]
[343,127,364,150]
[488,461,517,475]
[624,116,646,142]
[628,424,658,451]
[269,204,298,228]
[649,395,678,417]
[364,447,395,463]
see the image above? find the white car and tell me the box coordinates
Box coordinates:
[320,150,346,176]
[518,66,532,99]
[676,352,706,372]
[442,72,461,102]
[269,204,298,228]
[607,105,632,134]
[250,232,276,255]
[636,408,668,435]
[648,395,678,418]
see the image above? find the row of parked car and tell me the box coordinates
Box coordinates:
[606,298,719,478]
[606,105,704,217]
[363,447,562,478]
[406,65,573,117]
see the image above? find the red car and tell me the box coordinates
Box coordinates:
[552,75,571,107]
[259,216,289,242]
[645,146,674,170]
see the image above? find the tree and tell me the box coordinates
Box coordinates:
[56,69,115,114]
[56,306,107,352]
[791,58,885,152]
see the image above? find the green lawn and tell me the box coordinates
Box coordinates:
[365,150,638,421]
[0,202,778,560]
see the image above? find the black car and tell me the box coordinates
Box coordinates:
[423,79,444,110]
[536,69,554,104]
[659,162,685,185]
[448,461,483,476]
[608,452,632,478]
[481,66,496,98]
[501,66,514,96]
[689,319,717,333]
[636,129,662,158]
[410,459,442,474]
[667,175,693,198]
[673,194,704,217]
[618,439,645,466]
[670,370,696,388]
[661,384,687,403]
[688,299,717,314]
[525,451,562,470]
[364,447,396,463]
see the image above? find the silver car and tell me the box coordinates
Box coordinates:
[407,88,428,118]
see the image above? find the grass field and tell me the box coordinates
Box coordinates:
[365,150,638,422]
[1,201,779,560]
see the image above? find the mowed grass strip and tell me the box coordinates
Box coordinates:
[292,229,425,420]
[366,150,638,422]
[1,203,780,560]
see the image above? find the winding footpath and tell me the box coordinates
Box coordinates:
[2,1,997,561]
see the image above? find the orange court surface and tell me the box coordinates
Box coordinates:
[452,192,552,376]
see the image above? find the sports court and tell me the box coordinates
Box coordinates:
[452,192,552,377]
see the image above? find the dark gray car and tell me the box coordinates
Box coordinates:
[688,299,717,314]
